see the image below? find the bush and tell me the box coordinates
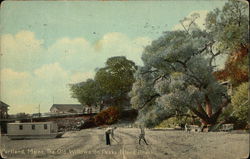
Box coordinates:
[231,82,249,128]
[82,117,96,129]
[218,104,236,123]
[95,106,120,125]
[155,115,200,128]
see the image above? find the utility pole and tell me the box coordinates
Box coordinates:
[38,104,41,117]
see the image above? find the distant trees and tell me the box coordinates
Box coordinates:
[70,79,102,106]
[70,56,137,109]
[95,56,137,107]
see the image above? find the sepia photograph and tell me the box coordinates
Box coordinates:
[0,0,249,159]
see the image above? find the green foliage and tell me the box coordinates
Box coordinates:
[130,0,249,127]
[95,56,137,95]
[156,117,189,128]
[218,83,249,129]
[95,56,137,106]
[218,104,235,122]
[231,82,249,124]
[70,79,102,106]
[70,56,137,108]
[94,106,120,125]
[155,112,201,128]
[205,0,249,52]
[130,29,229,127]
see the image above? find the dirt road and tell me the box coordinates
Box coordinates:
[1,128,249,159]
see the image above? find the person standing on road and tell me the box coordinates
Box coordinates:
[105,127,117,145]
[105,127,111,145]
[139,125,148,145]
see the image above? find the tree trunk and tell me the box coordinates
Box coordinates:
[205,95,212,118]
[191,97,230,128]
[190,105,218,126]
[197,103,208,125]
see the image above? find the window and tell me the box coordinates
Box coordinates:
[32,125,35,130]
[44,124,47,129]
[19,125,23,130]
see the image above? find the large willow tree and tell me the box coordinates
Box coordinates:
[130,29,231,127]
[130,0,248,128]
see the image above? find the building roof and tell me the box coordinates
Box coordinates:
[50,104,83,112]
[0,101,9,108]
[8,122,55,125]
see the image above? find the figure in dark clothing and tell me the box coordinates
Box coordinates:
[139,125,148,145]
[105,131,111,145]
[105,127,117,145]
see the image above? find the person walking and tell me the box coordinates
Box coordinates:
[139,125,148,145]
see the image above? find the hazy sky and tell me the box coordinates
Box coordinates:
[0,0,226,114]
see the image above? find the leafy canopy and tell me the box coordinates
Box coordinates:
[70,56,137,108]
[95,56,137,106]
[130,29,229,127]
[70,79,102,106]
[205,0,249,52]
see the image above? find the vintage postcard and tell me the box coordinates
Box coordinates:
[0,0,249,159]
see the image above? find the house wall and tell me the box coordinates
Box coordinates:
[83,107,99,114]
[7,123,53,135]
[0,107,8,119]
[50,107,59,113]
[50,123,58,133]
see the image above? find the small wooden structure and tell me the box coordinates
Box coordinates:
[7,122,63,139]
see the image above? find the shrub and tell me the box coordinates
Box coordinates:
[155,115,200,128]
[231,82,249,128]
[95,106,120,125]
[82,117,96,129]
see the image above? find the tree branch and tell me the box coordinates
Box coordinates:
[141,69,158,75]
[152,76,163,85]
[196,99,207,116]
[209,46,221,66]
[187,16,199,32]
[180,21,189,34]
[188,106,210,123]
[138,94,160,109]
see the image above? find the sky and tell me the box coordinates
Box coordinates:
[0,0,227,114]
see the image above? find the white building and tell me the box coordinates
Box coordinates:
[7,122,61,139]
